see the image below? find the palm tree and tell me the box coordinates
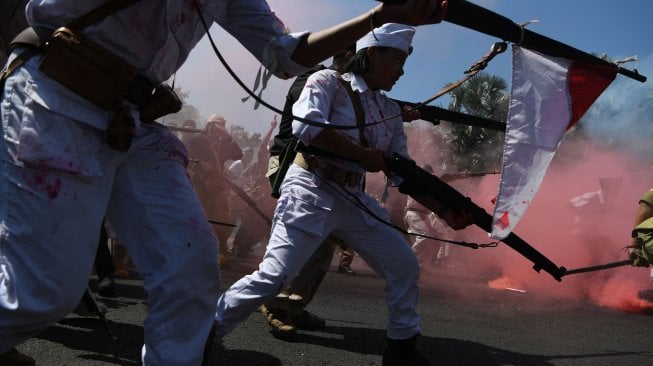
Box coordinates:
[445,72,508,173]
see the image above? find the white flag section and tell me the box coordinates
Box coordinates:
[490,46,616,239]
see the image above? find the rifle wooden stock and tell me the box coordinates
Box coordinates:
[385,153,565,281]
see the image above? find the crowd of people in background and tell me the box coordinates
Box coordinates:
[158,112,472,275]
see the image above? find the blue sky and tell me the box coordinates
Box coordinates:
[175,0,652,136]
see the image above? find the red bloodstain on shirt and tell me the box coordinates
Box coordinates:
[33,173,62,200]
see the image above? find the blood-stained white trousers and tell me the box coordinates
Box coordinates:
[0,61,220,365]
[215,164,421,341]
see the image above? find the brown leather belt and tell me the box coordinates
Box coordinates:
[294,152,363,187]
[7,27,180,119]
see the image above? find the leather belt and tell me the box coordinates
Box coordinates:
[8,26,159,108]
[294,152,363,188]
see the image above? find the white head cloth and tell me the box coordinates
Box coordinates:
[356,23,415,54]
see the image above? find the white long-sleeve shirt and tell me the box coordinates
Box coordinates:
[26,0,307,81]
[291,69,409,174]
[22,0,308,129]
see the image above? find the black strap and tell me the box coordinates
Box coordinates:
[337,78,368,147]
[2,0,143,87]
[8,26,51,50]
[0,46,39,89]
[270,77,369,197]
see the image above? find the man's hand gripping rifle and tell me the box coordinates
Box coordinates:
[385,153,566,281]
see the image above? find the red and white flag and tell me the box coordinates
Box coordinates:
[491,46,616,239]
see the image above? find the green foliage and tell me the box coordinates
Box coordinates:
[445,72,508,173]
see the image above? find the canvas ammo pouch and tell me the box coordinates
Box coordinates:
[137,83,182,122]
[38,26,181,118]
[37,26,181,151]
[39,26,134,110]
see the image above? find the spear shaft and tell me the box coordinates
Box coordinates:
[562,259,633,276]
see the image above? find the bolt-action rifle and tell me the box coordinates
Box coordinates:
[385,153,566,281]
[376,0,645,83]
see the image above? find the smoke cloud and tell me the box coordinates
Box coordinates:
[412,55,653,314]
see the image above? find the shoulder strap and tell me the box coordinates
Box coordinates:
[2,0,143,94]
[337,77,368,147]
[70,0,143,30]
[270,76,369,198]
[0,46,39,88]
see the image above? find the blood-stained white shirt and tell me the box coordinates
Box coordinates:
[26,0,307,81]
[21,0,308,129]
[291,69,408,174]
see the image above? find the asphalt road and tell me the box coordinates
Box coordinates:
[15,254,653,366]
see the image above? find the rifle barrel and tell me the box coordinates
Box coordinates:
[394,99,506,131]
[377,0,646,82]
[385,153,566,281]
[562,259,633,276]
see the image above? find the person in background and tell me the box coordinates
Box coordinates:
[227,146,255,235]
[230,118,278,259]
[628,187,653,301]
[179,118,197,147]
[404,164,452,270]
[186,114,243,266]
[337,245,357,275]
[567,177,623,264]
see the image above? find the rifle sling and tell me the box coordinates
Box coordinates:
[271,76,369,196]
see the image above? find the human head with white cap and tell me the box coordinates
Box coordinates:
[347,23,416,92]
[205,113,227,134]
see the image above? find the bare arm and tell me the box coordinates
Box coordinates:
[260,116,278,153]
[291,0,447,67]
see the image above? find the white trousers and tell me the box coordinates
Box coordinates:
[0,66,220,365]
[215,165,421,340]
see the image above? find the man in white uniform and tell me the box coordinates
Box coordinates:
[214,22,470,366]
[0,1,447,365]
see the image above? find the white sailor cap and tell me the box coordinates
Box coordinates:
[356,23,415,54]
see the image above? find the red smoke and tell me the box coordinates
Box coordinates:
[413,137,653,314]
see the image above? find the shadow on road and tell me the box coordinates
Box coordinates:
[425,336,648,366]
[35,318,143,365]
[273,325,648,366]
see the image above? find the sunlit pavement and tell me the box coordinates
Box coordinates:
[17,252,653,365]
